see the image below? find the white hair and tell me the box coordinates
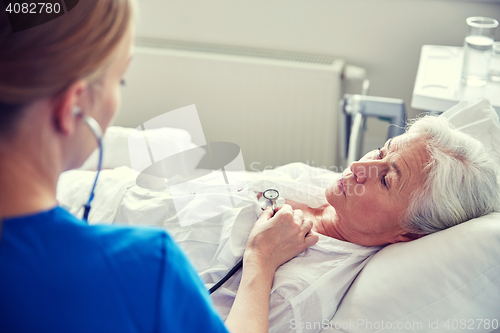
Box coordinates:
[402,116,500,234]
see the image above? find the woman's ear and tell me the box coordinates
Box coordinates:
[52,80,88,136]
[395,232,423,243]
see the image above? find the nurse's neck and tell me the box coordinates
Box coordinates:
[0,102,61,219]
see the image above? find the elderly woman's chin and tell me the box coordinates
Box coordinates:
[325,176,344,207]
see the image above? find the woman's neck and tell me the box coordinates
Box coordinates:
[0,138,60,219]
[311,205,348,242]
[283,198,348,242]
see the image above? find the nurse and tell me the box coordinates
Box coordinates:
[0,1,318,332]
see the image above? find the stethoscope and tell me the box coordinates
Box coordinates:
[72,106,104,223]
[208,189,285,294]
[258,189,286,215]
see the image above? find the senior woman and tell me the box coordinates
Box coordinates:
[212,113,500,332]
[0,1,318,333]
[289,115,500,246]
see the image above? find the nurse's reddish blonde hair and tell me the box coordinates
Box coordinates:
[0,0,136,136]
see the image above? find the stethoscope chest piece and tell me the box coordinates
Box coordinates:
[210,188,285,295]
[258,188,285,214]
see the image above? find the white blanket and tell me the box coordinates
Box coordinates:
[57,163,380,333]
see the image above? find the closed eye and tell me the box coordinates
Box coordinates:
[381,175,387,187]
[378,148,388,187]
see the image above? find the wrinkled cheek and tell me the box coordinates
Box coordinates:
[345,184,366,196]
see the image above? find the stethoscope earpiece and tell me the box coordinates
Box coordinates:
[73,106,103,142]
[72,105,81,116]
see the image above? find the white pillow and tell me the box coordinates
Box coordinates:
[79,126,196,170]
[325,99,500,333]
[440,98,500,185]
[328,213,500,333]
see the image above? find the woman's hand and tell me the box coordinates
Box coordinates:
[225,204,319,333]
[244,204,319,273]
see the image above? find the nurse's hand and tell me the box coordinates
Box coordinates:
[226,204,318,333]
[243,204,319,272]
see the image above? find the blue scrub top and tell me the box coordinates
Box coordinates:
[0,206,229,333]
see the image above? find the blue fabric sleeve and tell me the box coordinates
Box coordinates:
[157,232,229,333]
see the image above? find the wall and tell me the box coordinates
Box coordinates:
[135,0,500,117]
[132,0,500,154]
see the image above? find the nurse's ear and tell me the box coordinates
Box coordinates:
[52,80,89,136]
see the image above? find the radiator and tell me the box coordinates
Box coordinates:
[115,37,346,171]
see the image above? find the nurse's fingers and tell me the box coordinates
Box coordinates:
[293,209,304,220]
[257,206,274,221]
[301,219,318,246]
[303,229,320,248]
[301,218,314,233]
[274,203,292,214]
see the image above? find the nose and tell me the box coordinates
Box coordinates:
[350,161,367,184]
[350,160,384,184]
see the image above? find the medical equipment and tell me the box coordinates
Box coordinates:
[209,189,284,294]
[258,189,286,215]
[72,106,104,222]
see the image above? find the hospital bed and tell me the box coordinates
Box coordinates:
[57,99,500,333]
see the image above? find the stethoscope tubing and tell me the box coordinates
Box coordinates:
[209,189,280,294]
[80,114,104,223]
[208,259,243,294]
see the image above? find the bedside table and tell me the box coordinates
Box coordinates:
[412,45,500,115]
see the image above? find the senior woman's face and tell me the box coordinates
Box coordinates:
[325,133,429,246]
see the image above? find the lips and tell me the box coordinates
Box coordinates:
[337,176,345,196]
